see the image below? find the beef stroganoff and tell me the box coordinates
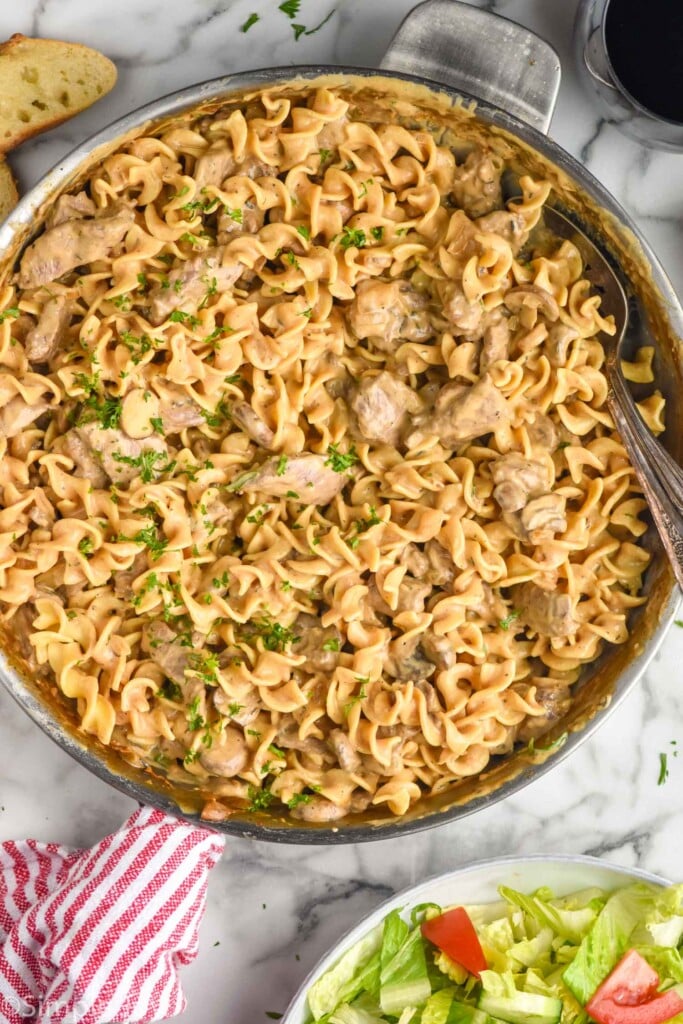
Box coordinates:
[0,84,664,822]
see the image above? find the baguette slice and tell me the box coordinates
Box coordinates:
[0,158,18,222]
[0,34,117,154]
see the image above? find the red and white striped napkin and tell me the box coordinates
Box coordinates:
[0,805,225,1023]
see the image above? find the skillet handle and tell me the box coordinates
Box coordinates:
[380,0,561,135]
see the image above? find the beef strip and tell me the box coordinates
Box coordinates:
[515,583,578,637]
[194,148,269,190]
[329,729,362,772]
[0,396,48,437]
[113,553,148,599]
[64,423,168,486]
[19,205,135,289]
[238,454,347,505]
[229,401,275,448]
[217,200,264,242]
[148,248,242,325]
[480,318,510,372]
[24,295,72,362]
[476,209,529,253]
[405,375,511,449]
[142,621,190,685]
[158,389,205,432]
[346,280,430,350]
[350,371,422,447]
[491,453,551,513]
[517,685,572,742]
[45,191,96,229]
[450,147,503,217]
[292,613,342,672]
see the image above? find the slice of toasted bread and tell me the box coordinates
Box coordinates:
[0,34,117,154]
[0,158,18,222]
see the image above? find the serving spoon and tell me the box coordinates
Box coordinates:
[540,207,683,591]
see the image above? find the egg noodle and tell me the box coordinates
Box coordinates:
[0,85,664,822]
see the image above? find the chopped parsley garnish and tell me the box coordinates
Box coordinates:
[246,504,270,526]
[149,416,164,435]
[322,637,340,652]
[184,749,200,765]
[658,752,669,785]
[117,524,168,561]
[187,696,206,732]
[240,11,260,31]
[212,572,230,588]
[152,750,171,768]
[276,455,288,476]
[325,442,359,473]
[181,197,219,215]
[279,0,300,15]
[73,370,101,397]
[78,393,123,430]
[247,616,300,652]
[111,294,132,312]
[526,732,568,755]
[371,226,384,241]
[227,701,243,717]
[281,580,292,591]
[179,231,205,246]
[247,784,275,812]
[204,325,235,347]
[226,469,259,492]
[283,250,300,269]
[137,273,148,290]
[296,224,310,240]
[225,207,243,224]
[78,537,94,556]
[339,226,367,250]
[268,743,286,759]
[347,507,381,548]
[285,490,299,499]
[158,679,183,701]
[112,449,175,484]
[674,620,683,628]
[120,330,157,364]
[189,651,219,684]
[287,793,312,809]
[0,307,19,323]
[557,440,571,450]
[300,307,313,319]
[131,571,160,608]
[318,148,332,163]
[344,680,368,716]
[499,609,521,631]
[169,310,201,327]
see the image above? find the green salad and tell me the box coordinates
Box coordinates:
[306,880,683,1024]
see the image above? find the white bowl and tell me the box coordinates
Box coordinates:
[282,854,670,1024]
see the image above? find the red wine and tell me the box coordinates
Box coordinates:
[604,0,683,122]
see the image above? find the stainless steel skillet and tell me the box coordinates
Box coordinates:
[0,0,680,843]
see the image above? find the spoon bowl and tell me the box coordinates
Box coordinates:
[540,207,683,590]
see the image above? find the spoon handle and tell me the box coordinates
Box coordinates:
[607,390,683,592]
[609,363,683,502]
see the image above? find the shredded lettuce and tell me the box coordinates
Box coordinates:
[307,923,383,1020]
[562,883,666,1004]
[305,881,683,1024]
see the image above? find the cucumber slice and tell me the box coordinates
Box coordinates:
[477,990,562,1024]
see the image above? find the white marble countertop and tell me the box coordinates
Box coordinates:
[1,1,682,1022]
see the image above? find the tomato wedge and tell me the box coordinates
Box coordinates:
[587,950,683,1024]
[420,907,487,978]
